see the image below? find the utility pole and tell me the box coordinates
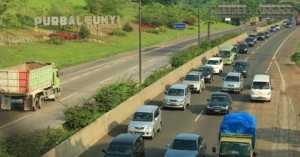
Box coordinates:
[197,0,200,47]
[207,7,212,40]
[138,0,142,90]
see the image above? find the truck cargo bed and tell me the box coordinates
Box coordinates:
[0,62,54,94]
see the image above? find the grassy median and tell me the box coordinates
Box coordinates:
[0,23,234,69]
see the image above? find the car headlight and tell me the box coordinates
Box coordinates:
[128,126,135,130]
[244,48,247,51]
[145,126,152,130]
[207,106,212,109]
[178,99,184,103]
[267,92,271,95]
[243,70,246,73]
[206,74,211,77]
[164,98,168,102]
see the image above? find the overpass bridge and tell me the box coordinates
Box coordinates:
[215,4,297,18]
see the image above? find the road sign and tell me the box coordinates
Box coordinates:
[173,23,186,29]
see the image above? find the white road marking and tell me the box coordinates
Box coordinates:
[252,50,256,54]
[245,57,249,60]
[274,59,286,90]
[99,77,113,84]
[166,52,173,55]
[266,28,299,74]
[62,56,134,77]
[60,93,78,101]
[0,115,28,129]
[194,110,204,122]
[69,76,80,81]
[128,66,138,71]
[148,58,157,63]
[93,69,100,72]
[83,72,91,76]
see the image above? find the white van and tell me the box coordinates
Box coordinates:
[250,74,271,102]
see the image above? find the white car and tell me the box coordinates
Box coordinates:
[205,57,223,74]
[274,24,280,30]
[222,72,244,93]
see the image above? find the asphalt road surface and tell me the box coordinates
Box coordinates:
[80,26,300,157]
[0,24,258,140]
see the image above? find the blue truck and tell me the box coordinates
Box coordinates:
[213,112,257,157]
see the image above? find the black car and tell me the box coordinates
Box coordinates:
[264,31,269,39]
[257,32,266,41]
[232,59,249,78]
[248,34,257,44]
[237,42,248,54]
[270,25,277,32]
[103,133,145,157]
[245,37,255,47]
[193,65,214,83]
[285,22,292,28]
[206,92,232,115]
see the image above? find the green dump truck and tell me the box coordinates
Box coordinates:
[0,61,61,111]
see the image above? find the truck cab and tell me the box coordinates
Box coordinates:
[218,45,236,65]
[213,134,256,157]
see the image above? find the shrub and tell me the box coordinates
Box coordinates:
[122,23,133,32]
[145,29,160,34]
[47,37,63,45]
[292,52,300,66]
[158,26,167,33]
[112,28,127,37]
[142,67,174,88]
[64,103,103,130]
[2,127,71,157]
[49,31,80,41]
[79,25,91,39]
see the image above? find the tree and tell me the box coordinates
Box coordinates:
[85,0,123,16]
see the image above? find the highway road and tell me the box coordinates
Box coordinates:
[80,26,300,157]
[0,24,260,140]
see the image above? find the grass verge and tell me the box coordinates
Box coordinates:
[292,42,300,66]
[0,23,234,69]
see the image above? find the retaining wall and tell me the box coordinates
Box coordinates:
[42,32,248,157]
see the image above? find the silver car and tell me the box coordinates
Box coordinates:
[128,105,162,139]
[165,133,207,157]
[222,72,243,93]
[163,84,191,110]
[181,71,205,93]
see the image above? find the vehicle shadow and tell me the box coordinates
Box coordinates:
[204,85,222,93]
[187,103,207,115]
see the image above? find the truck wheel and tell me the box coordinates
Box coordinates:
[37,96,44,109]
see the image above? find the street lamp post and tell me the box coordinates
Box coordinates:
[198,0,200,47]
[138,0,142,90]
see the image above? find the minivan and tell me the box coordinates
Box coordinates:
[218,45,236,65]
[222,72,243,93]
[102,133,145,157]
[163,83,191,110]
[128,105,162,139]
[250,74,271,102]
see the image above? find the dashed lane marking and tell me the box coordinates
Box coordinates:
[60,93,78,101]
[194,110,204,122]
[0,115,28,129]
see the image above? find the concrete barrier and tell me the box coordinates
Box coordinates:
[42,32,248,157]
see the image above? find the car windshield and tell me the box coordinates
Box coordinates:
[167,88,184,96]
[184,74,199,81]
[200,67,210,74]
[249,35,256,38]
[252,82,270,89]
[225,76,240,82]
[106,143,133,156]
[132,112,153,121]
[210,95,229,102]
[207,60,219,65]
[171,139,197,150]
[245,38,253,42]
[219,51,231,58]
[233,62,247,69]
[239,44,247,48]
[219,141,250,157]
[258,33,264,36]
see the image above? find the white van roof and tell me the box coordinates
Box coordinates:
[253,74,270,82]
